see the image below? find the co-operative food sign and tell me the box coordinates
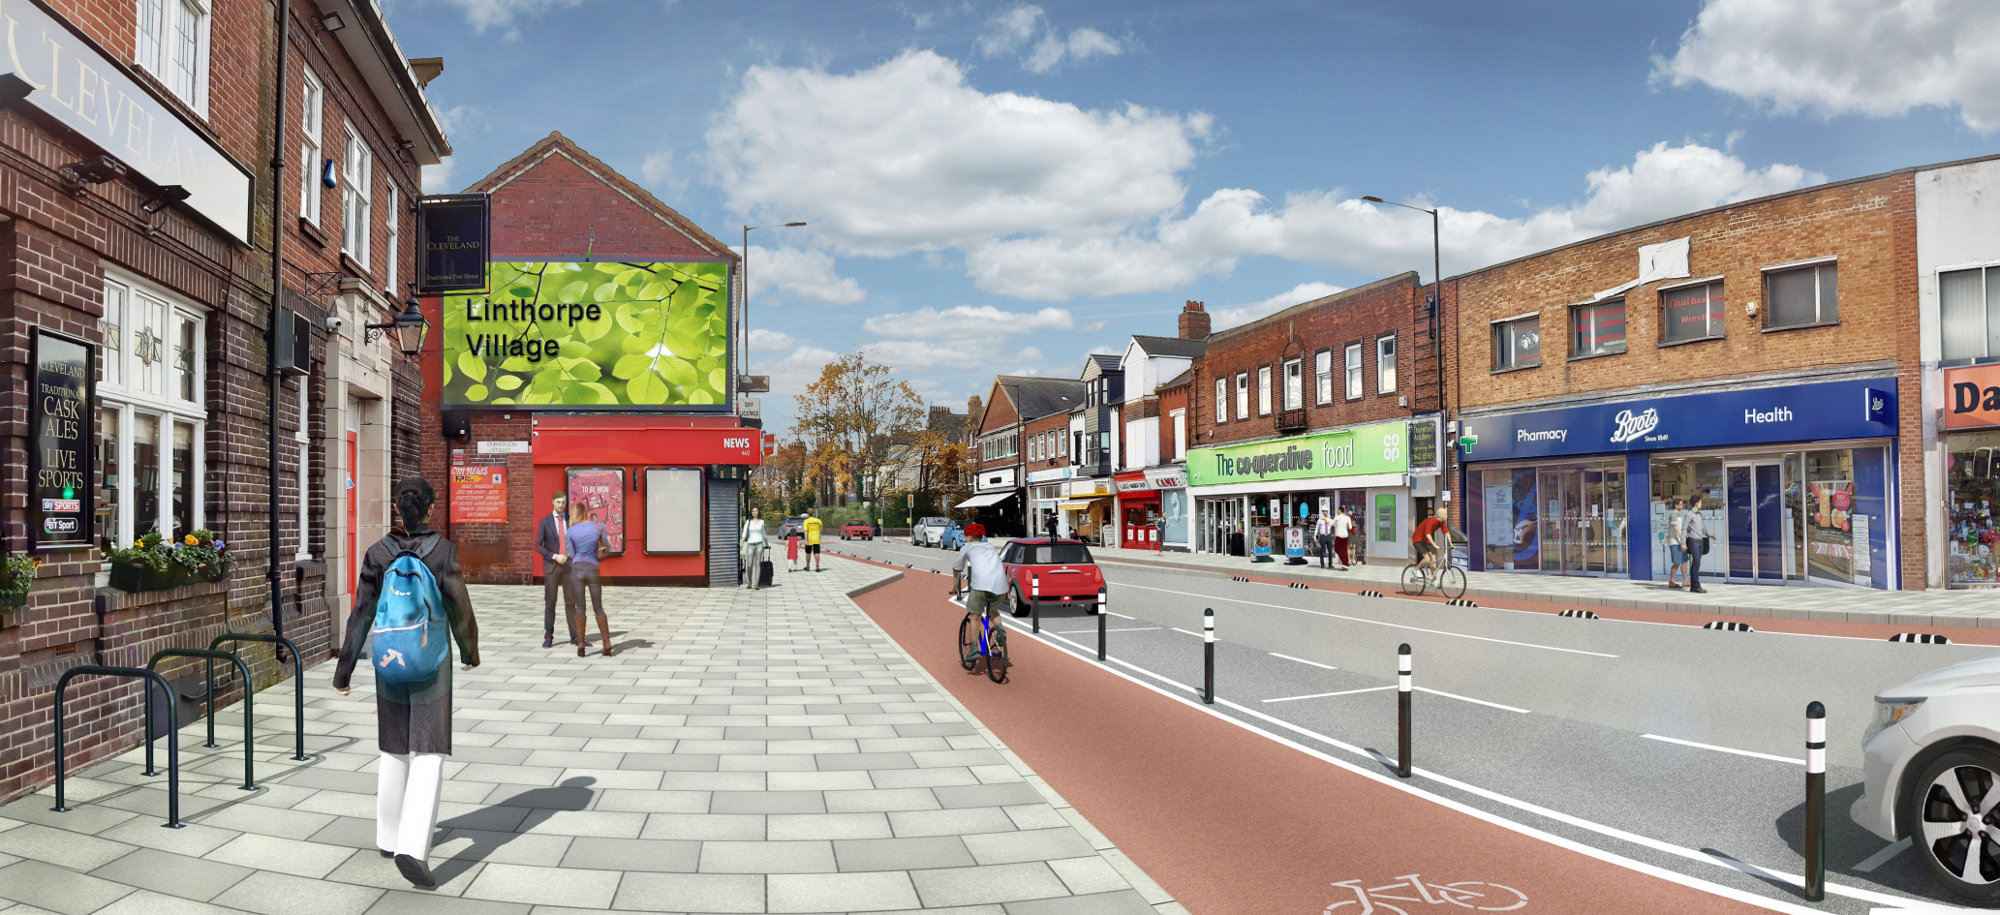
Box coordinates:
[440,261,732,409]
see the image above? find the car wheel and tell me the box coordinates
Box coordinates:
[1008,585,1030,618]
[1904,745,2000,902]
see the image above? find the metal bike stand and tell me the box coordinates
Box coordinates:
[54,666,184,827]
[147,649,258,790]
[209,633,310,761]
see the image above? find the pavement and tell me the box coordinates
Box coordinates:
[0,560,1178,915]
[1077,541,2000,628]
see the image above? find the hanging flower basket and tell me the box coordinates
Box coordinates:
[1,553,38,612]
[106,531,228,592]
[108,561,190,593]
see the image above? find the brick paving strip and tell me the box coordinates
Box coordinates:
[0,560,1177,914]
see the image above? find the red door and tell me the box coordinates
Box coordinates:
[346,431,359,596]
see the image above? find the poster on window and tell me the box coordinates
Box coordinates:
[31,329,94,549]
[567,467,627,555]
[449,466,508,524]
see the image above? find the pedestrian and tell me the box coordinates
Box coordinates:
[1314,511,1335,569]
[1349,506,1368,566]
[803,507,824,572]
[741,506,768,592]
[1684,495,1712,593]
[1665,498,1688,589]
[566,501,615,657]
[873,518,882,538]
[1333,505,1355,570]
[1044,511,1058,541]
[535,491,578,649]
[786,521,801,572]
[333,478,480,889]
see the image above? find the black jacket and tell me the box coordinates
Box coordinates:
[535,512,568,562]
[334,526,480,691]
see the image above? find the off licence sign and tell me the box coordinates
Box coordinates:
[450,466,508,524]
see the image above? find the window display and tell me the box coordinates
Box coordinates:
[1948,430,2000,586]
[1805,450,1855,584]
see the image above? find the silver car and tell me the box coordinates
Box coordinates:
[911,517,951,547]
[1854,651,2000,902]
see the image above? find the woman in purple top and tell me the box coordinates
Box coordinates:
[564,502,613,657]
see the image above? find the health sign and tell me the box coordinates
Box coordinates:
[1186,421,1410,488]
[441,261,732,409]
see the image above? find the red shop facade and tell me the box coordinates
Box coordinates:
[1114,470,1163,550]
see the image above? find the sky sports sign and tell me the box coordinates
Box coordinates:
[1457,378,1895,462]
[1187,421,1409,488]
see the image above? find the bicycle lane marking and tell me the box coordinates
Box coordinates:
[846,566,1815,915]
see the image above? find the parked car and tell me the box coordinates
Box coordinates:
[999,538,1105,617]
[1853,650,2000,901]
[777,516,806,540]
[912,517,952,547]
[938,522,966,551]
[839,520,873,540]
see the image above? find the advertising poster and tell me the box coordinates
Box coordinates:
[1485,484,1514,567]
[449,466,508,524]
[567,467,627,555]
[442,261,732,409]
[1510,469,1540,570]
[1285,526,1305,558]
[30,329,94,549]
[1253,527,1273,558]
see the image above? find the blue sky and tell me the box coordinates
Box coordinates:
[385,0,2000,434]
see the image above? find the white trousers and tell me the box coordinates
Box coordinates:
[376,751,444,861]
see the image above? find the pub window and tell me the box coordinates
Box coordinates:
[1344,343,1363,399]
[1660,280,1725,345]
[1940,265,2000,361]
[1377,335,1397,393]
[99,276,206,553]
[1764,260,1838,329]
[1257,365,1272,416]
[299,68,324,224]
[1492,314,1541,371]
[384,182,401,295]
[1235,373,1249,420]
[136,0,210,115]
[342,126,373,268]
[1570,298,1627,358]
[1282,358,1303,410]
[295,382,310,560]
[1215,377,1228,423]
[1315,349,1332,404]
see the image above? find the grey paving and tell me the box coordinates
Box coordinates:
[0,564,1175,913]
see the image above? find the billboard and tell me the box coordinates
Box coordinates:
[441,260,732,409]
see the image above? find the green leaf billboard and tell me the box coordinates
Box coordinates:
[441,261,732,408]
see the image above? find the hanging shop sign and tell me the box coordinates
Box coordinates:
[449,465,508,524]
[30,329,94,549]
[441,260,733,410]
[417,195,491,293]
[2,1,253,241]
[1186,421,1409,487]
[1945,364,2000,430]
[1456,378,1897,462]
[566,467,627,556]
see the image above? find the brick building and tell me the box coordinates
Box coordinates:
[965,377,1084,536]
[0,0,445,802]
[1187,274,1440,562]
[1110,304,1208,552]
[1447,169,1918,588]
[1022,407,1074,536]
[417,133,755,588]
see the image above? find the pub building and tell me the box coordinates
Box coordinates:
[417,133,760,587]
[0,0,448,804]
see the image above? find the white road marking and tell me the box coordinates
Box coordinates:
[1057,627,1160,635]
[1108,611,1137,620]
[1854,837,1912,873]
[1641,734,1805,766]
[1114,582,1618,658]
[1415,687,1530,714]
[1170,627,1200,637]
[1262,686,1394,703]
[1269,652,1337,670]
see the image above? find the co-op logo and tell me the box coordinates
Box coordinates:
[1609,408,1660,444]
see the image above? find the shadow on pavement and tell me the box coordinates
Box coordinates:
[1769,780,1950,902]
[426,776,598,887]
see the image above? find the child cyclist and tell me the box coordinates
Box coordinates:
[951,523,1008,626]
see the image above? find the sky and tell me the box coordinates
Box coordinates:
[383,0,2000,436]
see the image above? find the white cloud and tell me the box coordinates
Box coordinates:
[748,328,795,350]
[860,304,1076,340]
[736,245,866,306]
[435,105,490,140]
[706,50,1208,256]
[422,160,458,193]
[1211,282,1346,330]
[980,6,1124,74]
[432,0,579,39]
[640,149,686,194]
[1654,0,2000,132]
[764,343,841,405]
[978,5,1042,57]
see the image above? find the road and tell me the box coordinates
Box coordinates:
[826,534,1997,913]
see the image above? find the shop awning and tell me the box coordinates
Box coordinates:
[1056,498,1108,510]
[956,492,1016,509]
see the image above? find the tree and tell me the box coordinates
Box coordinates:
[790,352,924,506]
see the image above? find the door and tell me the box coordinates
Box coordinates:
[346,430,359,596]
[1726,462,1785,581]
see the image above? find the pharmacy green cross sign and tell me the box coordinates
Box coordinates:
[1458,433,1479,455]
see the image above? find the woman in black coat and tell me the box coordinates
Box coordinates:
[334,479,480,888]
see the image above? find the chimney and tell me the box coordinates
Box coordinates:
[928,404,950,428]
[1179,300,1210,340]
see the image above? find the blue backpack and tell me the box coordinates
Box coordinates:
[371,534,448,685]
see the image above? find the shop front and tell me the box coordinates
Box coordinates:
[1059,478,1114,545]
[1114,471,1160,549]
[1943,364,2000,587]
[1027,466,1073,537]
[1188,421,1414,561]
[962,466,1021,535]
[1459,377,1899,588]
[1149,466,1191,552]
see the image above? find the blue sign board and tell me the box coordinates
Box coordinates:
[1458,378,1897,463]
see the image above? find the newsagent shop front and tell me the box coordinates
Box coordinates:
[1458,377,1899,588]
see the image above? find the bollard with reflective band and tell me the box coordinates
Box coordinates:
[1200,611,1216,703]
[1031,573,1041,634]
[1097,587,1108,661]
[1398,644,1413,779]
[1805,700,1826,902]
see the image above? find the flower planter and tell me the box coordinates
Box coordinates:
[0,592,25,609]
[109,563,190,593]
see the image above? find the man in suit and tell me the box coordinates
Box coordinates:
[536,491,578,648]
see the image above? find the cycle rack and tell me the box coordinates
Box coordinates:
[209,633,310,761]
[146,648,257,790]
[53,665,183,828]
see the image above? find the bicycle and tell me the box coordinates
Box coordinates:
[951,588,1008,683]
[1400,546,1467,600]
[1323,874,1526,914]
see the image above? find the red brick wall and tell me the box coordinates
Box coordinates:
[1159,383,1189,462]
[482,152,724,262]
[1024,411,1070,469]
[974,385,1021,476]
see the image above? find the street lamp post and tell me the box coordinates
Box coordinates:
[740,221,807,385]
[1363,195,1450,505]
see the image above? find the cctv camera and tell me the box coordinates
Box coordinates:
[325,315,343,332]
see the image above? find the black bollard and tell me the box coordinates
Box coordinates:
[1398,644,1412,778]
[1097,586,1108,661]
[1031,573,1041,634]
[1203,608,1215,704]
[1805,700,1826,902]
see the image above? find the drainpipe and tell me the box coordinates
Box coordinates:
[265,1,290,662]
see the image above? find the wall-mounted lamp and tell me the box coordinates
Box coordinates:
[58,154,127,194]
[0,73,33,107]
[364,288,431,356]
[318,11,346,32]
[140,184,191,215]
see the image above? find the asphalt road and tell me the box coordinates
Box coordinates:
[827,535,1997,913]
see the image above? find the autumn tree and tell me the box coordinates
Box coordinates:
[790,352,924,506]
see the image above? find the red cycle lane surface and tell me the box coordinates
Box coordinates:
[850,565,1778,915]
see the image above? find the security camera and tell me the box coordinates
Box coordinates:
[324,315,343,333]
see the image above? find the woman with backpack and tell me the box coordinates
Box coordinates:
[566,501,615,657]
[333,478,480,889]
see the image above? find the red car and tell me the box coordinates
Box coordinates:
[1000,538,1105,616]
[839,520,874,540]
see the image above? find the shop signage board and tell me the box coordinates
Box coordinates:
[1186,421,1409,488]
[1116,477,1150,493]
[1408,416,1441,474]
[477,440,530,455]
[417,195,491,293]
[449,466,508,524]
[1144,467,1187,489]
[1456,378,1898,463]
[2,1,253,241]
[1945,365,2000,429]
[1285,526,1305,558]
[442,260,733,410]
[1026,467,1073,483]
[30,329,94,549]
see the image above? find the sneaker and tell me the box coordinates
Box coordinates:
[394,854,436,888]
[543,636,553,648]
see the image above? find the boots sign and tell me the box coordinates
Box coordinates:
[30,330,94,549]
[1946,365,2000,430]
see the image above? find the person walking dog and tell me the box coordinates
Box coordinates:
[566,501,615,656]
[333,478,480,889]
[741,506,769,591]
[1684,495,1713,593]
[535,492,578,648]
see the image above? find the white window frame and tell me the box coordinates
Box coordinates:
[136,0,210,116]
[299,68,323,224]
[1215,378,1228,424]
[294,380,310,560]
[1344,343,1363,400]
[1235,373,1249,421]
[1492,314,1542,371]
[1282,358,1302,411]
[1257,365,1272,416]
[384,182,400,295]
[1172,409,1186,460]
[1314,349,1332,405]
[1940,263,2000,361]
[99,273,207,552]
[1377,335,1396,394]
[1761,258,1839,329]
[342,125,372,268]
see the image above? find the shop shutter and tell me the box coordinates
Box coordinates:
[708,479,742,587]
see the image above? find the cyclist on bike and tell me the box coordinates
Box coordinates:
[1411,507,1455,573]
[952,523,1007,625]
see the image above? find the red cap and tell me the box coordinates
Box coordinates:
[963,523,985,538]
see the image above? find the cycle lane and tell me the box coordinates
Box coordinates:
[847,561,1793,915]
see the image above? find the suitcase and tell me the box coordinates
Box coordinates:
[758,560,774,588]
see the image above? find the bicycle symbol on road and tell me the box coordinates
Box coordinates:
[1323,874,1527,914]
